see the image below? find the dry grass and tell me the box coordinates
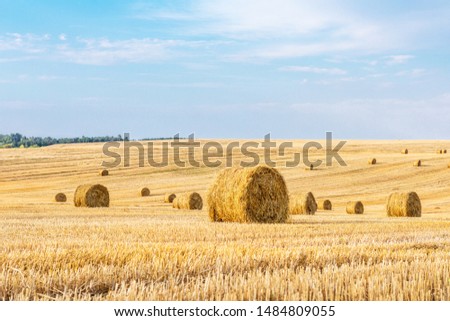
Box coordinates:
[207,166,289,223]
[387,192,421,217]
[0,140,450,300]
[290,192,317,215]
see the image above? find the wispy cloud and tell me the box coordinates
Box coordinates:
[280,66,347,75]
[385,55,414,65]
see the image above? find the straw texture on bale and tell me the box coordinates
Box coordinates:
[54,193,67,203]
[164,193,176,203]
[368,158,377,165]
[140,188,150,197]
[74,184,109,208]
[318,199,332,211]
[99,169,109,176]
[346,201,364,214]
[172,192,203,210]
[401,149,409,154]
[289,192,317,215]
[207,166,289,223]
[413,160,422,167]
[386,192,421,217]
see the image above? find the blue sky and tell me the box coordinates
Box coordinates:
[1,0,450,139]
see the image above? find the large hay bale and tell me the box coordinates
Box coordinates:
[207,166,289,223]
[290,192,317,215]
[172,192,203,210]
[54,193,67,203]
[74,184,109,208]
[318,199,332,211]
[401,149,409,154]
[413,160,422,167]
[164,193,176,203]
[99,169,109,176]
[368,158,376,165]
[346,201,364,214]
[140,187,150,197]
[386,192,421,217]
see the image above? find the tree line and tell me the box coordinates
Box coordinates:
[0,133,124,148]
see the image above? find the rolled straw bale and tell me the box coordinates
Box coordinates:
[346,201,364,214]
[368,158,377,165]
[140,187,150,197]
[172,192,203,210]
[54,193,67,203]
[317,199,332,211]
[74,184,109,207]
[164,193,176,203]
[99,169,109,176]
[207,165,289,223]
[289,192,317,215]
[413,160,422,167]
[401,149,409,154]
[386,192,421,217]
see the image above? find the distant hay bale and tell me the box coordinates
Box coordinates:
[401,149,409,154]
[99,169,109,176]
[413,160,422,167]
[164,193,176,203]
[368,158,377,165]
[140,187,150,197]
[437,149,442,154]
[346,201,364,214]
[318,199,332,211]
[305,164,314,171]
[74,184,109,208]
[207,165,289,223]
[289,192,317,215]
[443,149,447,154]
[54,193,67,203]
[386,192,421,217]
[172,192,203,210]
[448,163,450,169]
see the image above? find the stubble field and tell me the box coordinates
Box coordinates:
[0,140,449,300]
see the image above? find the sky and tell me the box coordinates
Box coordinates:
[1,0,450,139]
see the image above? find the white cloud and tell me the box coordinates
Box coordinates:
[59,34,67,41]
[385,55,414,65]
[280,66,346,75]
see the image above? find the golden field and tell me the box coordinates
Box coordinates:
[0,140,449,300]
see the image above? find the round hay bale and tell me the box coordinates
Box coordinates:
[74,184,109,208]
[207,165,289,223]
[443,149,447,154]
[368,158,376,165]
[386,192,421,217]
[437,149,443,154]
[99,169,109,176]
[290,192,317,215]
[448,163,450,169]
[413,160,422,167]
[346,201,364,214]
[54,193,67,203]
[401,149,409,154]
[140,187,150,197]
[305,164,314,171]
[318,199,332,211]
[164,193,176,203]
[172,192,203,210]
